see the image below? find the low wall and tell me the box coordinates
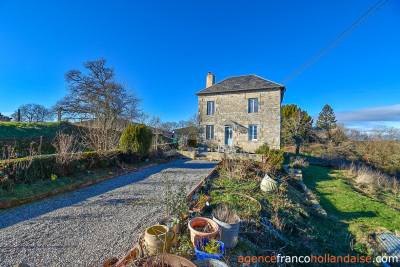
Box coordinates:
[176,151,265,162]
[202,152,264,162]
[176,150,197,159]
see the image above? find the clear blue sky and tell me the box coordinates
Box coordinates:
[1,0,399,129]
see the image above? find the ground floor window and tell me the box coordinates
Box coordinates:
[249,125,257,141]
[206,125,214,140]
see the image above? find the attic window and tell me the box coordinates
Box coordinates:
[248,98,258,113]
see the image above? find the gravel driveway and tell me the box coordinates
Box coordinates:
[0,159,218,267]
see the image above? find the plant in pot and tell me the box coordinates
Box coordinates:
[162,172,189,246]
[212,204,240,248]
[195,238,225,260]
[188,217,220,247]
[192,192,211,213]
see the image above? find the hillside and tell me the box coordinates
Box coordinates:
[0,121,81,138]
[0,122,83,156]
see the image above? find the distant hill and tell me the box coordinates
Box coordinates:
[174,126,197,137]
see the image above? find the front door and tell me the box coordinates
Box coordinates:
[225,126,233,146]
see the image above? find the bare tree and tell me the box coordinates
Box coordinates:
[12,103,53,123]
[187,113,199,127]
[55,58,142,151]
[174,113,199,129]
[160,121,179,132]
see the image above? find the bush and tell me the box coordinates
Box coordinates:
[267,149,285,171]
[255,143,270,155]
[255,143,284,172]
[0,150,140,190]
[289,156,309,169]
[119,124,153,156]
[345,163,394,188]
[187,139,197,148]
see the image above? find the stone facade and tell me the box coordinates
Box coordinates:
[197,88,282,152]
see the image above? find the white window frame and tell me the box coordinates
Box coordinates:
[207,101,215,115]
[248,98,258,113]
[206,125,214,140]
[249,125,258,141]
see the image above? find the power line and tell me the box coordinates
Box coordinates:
[280,0,384,85]
[280,0,389,85]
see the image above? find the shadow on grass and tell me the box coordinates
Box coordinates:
[0,159,218,229]
[302,165,379,219]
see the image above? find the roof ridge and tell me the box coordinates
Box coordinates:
[195,74,285,96]
[249,74,285,87]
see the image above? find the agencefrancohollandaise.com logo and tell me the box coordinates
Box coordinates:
[237,254,399,265]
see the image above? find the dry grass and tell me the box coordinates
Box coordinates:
[213,203,240,224]
[344,163,397,189]
[288,156,309,169]
[219,157,253,181]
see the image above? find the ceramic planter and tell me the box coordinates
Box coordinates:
[143,225,174,255]
[188,217,219,247]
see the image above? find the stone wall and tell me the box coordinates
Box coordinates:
[197,89,281,152]
[176,150,264,162]
[200,152,264,162]
[176,150,197,159]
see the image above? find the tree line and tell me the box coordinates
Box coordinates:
[10,58,196,130]
[281,103,340,154]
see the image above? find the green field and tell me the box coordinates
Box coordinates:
[0,121,80,138]
[303,165,400,243]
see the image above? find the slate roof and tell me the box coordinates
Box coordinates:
[195,74,285,96]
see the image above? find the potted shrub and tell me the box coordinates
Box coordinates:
[188,217,219,247]
[212,204,240,248]
[195,238,225,260]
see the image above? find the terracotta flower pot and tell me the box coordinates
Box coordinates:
[188,217,220,247]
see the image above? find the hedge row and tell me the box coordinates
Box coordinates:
[0,150,140,189]
[0,136,56,156]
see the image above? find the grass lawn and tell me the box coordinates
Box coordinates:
[302,165,400,243]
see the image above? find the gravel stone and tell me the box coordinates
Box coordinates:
[0,159,218,267]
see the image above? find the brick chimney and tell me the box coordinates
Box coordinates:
[206,72,215,88]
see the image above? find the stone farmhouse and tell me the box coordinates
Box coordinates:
[195,73,286,153]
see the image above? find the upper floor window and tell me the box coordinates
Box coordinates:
[207,101,215,115]
[249,125,258,141]
[206,125,214,140]
[248,98,258,113]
